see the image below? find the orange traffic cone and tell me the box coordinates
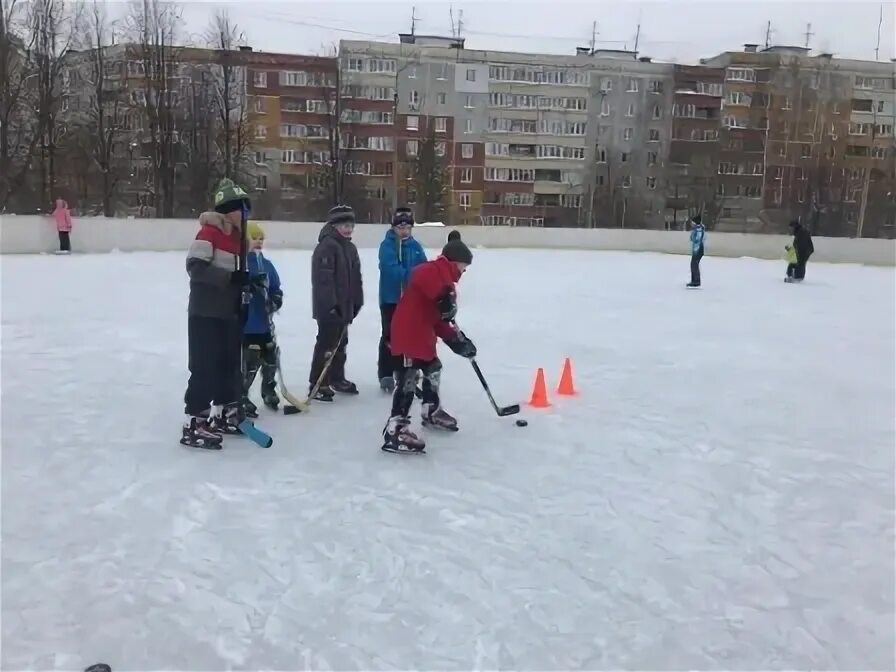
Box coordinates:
[557,357,577,396]
[528,368,551,408]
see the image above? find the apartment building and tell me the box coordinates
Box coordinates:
[666,64,725,228]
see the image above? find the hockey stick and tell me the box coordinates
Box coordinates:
[470,359,520,417]
[298,325,347,412]
[264,302,302,414]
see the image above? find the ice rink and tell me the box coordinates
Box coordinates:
[2,246,894,670]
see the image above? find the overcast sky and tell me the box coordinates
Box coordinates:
[159,1,895,64]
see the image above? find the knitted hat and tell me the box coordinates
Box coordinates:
[392,207,414,227]
[327,204,355,226]
[247,221,265,240]
[447,230,461,242]
[213,178,250,213]
[442,238,473,265]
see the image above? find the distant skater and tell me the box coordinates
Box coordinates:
[52,199,73,254]
[687,214,705,288]
[785,219,814,283]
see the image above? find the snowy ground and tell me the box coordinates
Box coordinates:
[2,247,894,671]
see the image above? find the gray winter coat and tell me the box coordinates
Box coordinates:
[311,223,363,323]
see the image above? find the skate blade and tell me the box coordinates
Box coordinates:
[422,420,459,432]
[381,443,426,455]
[180,437,223,450]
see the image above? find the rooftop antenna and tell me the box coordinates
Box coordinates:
[449,6,455,39]
[764,20,772,49]
[803,22,814,49]
[633,8,642,53]
[410,5,417,36]
[457,9,464,39]
[875,4,883,60]
[590,20,597,54]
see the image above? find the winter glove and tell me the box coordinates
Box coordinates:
[231,270,249,286]
[445,330,477,359]
[437,290,457,322]
[269,289,283,312]
[328,307,344,323]
[353,305,362,320]
[250,273,268,290]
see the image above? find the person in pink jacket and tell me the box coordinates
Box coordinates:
[52,199,73,253]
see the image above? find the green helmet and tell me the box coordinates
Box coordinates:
[213,178,250,211]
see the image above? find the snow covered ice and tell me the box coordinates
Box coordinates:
[2,247,894,671]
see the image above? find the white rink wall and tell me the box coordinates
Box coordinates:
[1,214,894,265]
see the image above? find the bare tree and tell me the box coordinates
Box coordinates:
[411,124,447,222]
[123,0,183,217]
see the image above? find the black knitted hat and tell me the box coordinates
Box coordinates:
[392,207,414,226]
[327,204,355,226]
[442,238,473,265]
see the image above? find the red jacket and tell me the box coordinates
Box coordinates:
[390,255,461,361]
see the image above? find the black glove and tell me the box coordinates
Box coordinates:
[250,273,268,290]
[269,289,283,312]
[445,330,476,359]
[328,307,344,323]
[231,270,249,286]
[438,290,457,322]
[353,305,361,320]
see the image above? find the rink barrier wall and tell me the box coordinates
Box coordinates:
[2,215,894,266]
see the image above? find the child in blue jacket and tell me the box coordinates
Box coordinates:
[242,222,283,415]
[377,207,427,391]
[687,214,706,288]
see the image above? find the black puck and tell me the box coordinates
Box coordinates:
[515,419,528,427]
[85,665,112,672]
[283,405,301,415]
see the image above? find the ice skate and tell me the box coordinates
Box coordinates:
[242,398,259,419]
[381,416,426,454]
[262,391,279,411]
[310,384,335,402]
[331,379,359,395]
[421,404,459,432]
[207,405,243,436]
[180,417,223,450]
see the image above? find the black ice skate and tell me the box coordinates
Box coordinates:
[180,417,223,450]
[262,391,280,411]
[331,379,359,395]
[379,376,396,393]
[310,385,335,402]
[381,416,426,454]
[242,398,259,419]
[207,405,243,436]
[421,404,459,432]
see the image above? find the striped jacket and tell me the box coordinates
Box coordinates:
[187,211,241,319]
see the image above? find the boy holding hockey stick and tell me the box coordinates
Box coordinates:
[382,234,477,454]
[241,221,284,417]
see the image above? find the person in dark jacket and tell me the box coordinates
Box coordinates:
[181,178,251,449]
[381,235,476,454]
[785,220,814,283]
[241,221,283,416]
[309,204,364,400]
[377,207,427,391]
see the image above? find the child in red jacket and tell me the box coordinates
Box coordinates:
[383,234,476,454]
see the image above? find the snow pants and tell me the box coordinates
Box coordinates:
[184,316,242,416]
[391,357,441,418]
[378,303,401,380]
[690,246,704,285]
[309,320,347,388]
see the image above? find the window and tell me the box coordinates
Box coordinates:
[254,151,267,165]
[872,145,887,159]
[281,71,306,87]
[436,63,448,80]
[254,98,264,114]
[435,117,447,133]
[626,78,639,92]
[465,95,474,109]
[752,162,763,175]
[407,140,418,156]
[458,192,472,207]
[727,67,756,81]
[465,119,473,134]
[408,66,417,79]
[254,125,267,139]
[409,90,419,106]
[649,80,664,94]
[624,128,633,141]
[407,115,419,131]
[486,142,510,156]
[778,144,787,157]
[256,175,267,190]
[435,142,446,156]
[596,147,607,162]
[600,77,613,92]
[783,96,792,109]
[801,145,811,158]
[622,175,632,187]
[460,167,473,183]
[462,143,474,159]
[878,100,886,113]
[647,151,657,166]
[648,129,660,142]
[727,91,749,106]
[345,57,363,72]
[438,92,447,105]
[280,124,305,138]
[600,100,610,116]
[466,68,476,81]
[253,71,267,87]
[652,105,661,120]
[626,103,635,117]
[621,152,630,163]
[646,176,656,190]
[560,194,581,208]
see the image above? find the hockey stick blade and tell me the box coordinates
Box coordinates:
[470,359,521,418]
[238,419,273,448]
[496,403,521,417]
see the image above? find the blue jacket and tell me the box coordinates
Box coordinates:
[690,223,705,254]
[245,250,282,335]
[378,229,427,305]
